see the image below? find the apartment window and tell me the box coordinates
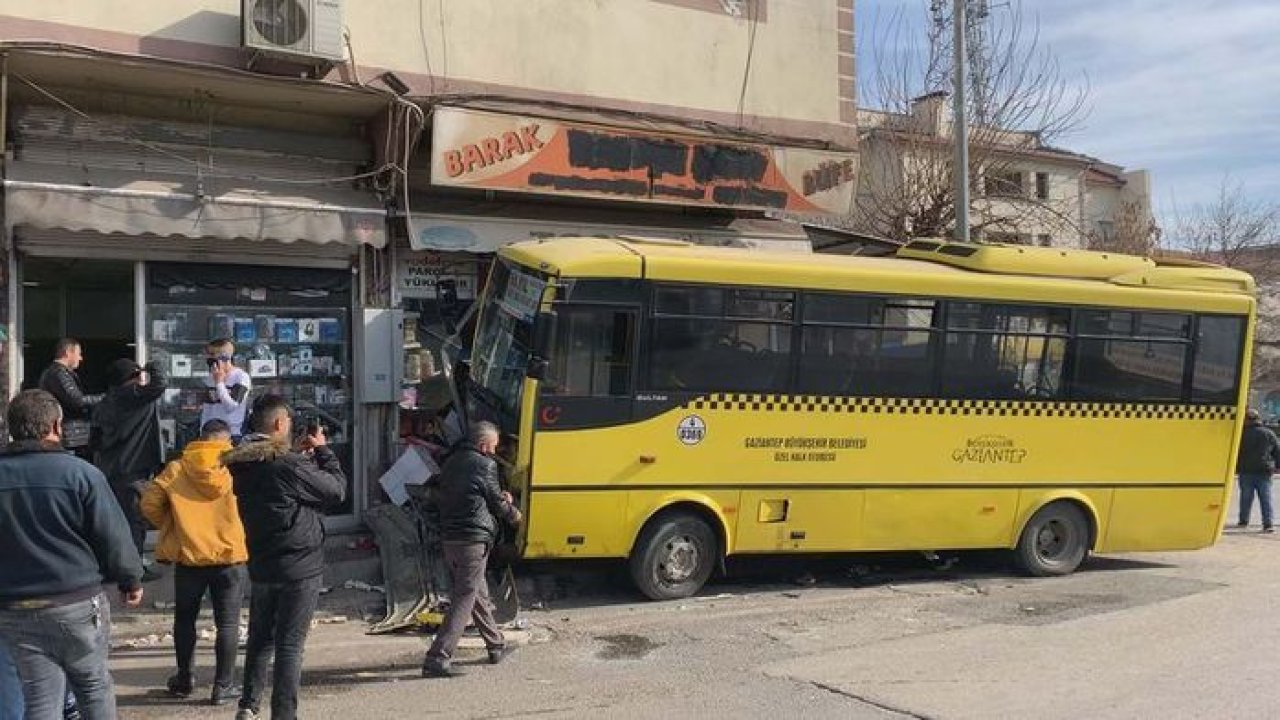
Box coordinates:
[1035,172,1050,200]
[1037,234,1053,247]
[985,170,1024,197]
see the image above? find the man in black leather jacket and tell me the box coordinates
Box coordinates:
[38,339,96,456]
[422,420,522,678]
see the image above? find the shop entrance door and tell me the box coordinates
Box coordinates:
[21,258,136,395]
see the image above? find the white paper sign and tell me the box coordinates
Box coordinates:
[377,446,441,506]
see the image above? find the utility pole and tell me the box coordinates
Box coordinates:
[952,0,971,242]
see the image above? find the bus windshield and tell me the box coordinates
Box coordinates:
[470,258,547,425]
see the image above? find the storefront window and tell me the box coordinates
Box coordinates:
[146,263,354,514]
[398,252,486,413]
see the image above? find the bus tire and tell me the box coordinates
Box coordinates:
[629,513,717,601]
[1014,502,1090,577]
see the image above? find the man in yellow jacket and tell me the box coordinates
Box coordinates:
[140,419,248,707]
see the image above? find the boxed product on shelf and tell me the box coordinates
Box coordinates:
[298,318,321,343]
[275,318,299,343]
[234,317,256,343]
[208,314,234,341]
[170,354,194,378]
[254,315,275,339]
[319,318,342,343]
[249,357,278,378]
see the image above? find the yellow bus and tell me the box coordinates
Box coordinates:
[459,236,1255,600]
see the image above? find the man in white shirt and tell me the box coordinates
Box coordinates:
[201,339,252,439]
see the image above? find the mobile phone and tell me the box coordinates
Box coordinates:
[206,357,218,370]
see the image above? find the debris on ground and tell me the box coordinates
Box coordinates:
[693,593,735,602]
[315,615,349,626]
[343,580,386,594]
[117,633,173,650]
[782,591,803,599]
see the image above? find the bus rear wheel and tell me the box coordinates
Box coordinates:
[1014,502,1090,576]
[629,513,717,601]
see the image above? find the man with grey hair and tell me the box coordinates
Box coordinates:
[422,420,522,678]
[0,389,144,717]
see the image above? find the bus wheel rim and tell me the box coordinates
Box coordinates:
[1036,520,1070,561]
[658,536,699,584]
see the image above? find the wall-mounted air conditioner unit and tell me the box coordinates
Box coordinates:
[242,0,345,65]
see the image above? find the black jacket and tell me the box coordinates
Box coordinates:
[224,436,346,583]
[39,362,93,420]
[0,441,143,602]
[430,442,518,544]
[1237,421,1280,474]
[93,363,167,481]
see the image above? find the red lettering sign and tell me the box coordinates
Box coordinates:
[440,124,546,179]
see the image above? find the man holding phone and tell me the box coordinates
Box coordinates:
[223,395,345,720]
[202,339,252,440]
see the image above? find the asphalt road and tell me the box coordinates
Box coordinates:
[111,514,1278,719]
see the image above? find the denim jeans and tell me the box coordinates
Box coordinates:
[0,593,116,720]
[240,576,322,720]
[1238,473,1275,527]
[0,638,22,720]
[173,564,246,687]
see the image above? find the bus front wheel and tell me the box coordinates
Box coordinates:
[1014,502,1090,576]
[629,513,717,601]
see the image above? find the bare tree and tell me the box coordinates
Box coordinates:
[1169,176,1280,388]
[855,0,1090,243]
[1086,198,1161,256]
[1170,176,1280,270]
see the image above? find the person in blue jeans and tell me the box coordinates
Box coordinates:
[1236,409,1280,533]
[0,640,21,720]
[0,390,145,719]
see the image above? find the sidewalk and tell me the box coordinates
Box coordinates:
[111,613,536,718]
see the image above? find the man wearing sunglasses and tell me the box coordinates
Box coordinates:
[202,339,252,440]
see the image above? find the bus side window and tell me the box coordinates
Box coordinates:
[543,308,636,398]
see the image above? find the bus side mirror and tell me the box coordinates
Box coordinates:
[526,357,550,381]
[528,311,557,380]
[532,311,557,359]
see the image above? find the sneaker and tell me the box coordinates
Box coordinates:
[487,645,514,665]
[165,671,193,698]
[142,566,164,583]
[234,709,259,720]
[210,683,242,706]
[1237,521,1249,528]
[422,661,464,678]
[1263,526,1275,534]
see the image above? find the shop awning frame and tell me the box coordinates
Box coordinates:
[3,162,388,248]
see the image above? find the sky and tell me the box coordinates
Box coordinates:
[854,0,1280,221]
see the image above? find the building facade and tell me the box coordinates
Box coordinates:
[0,0,859,523]
[853,95,1152,249]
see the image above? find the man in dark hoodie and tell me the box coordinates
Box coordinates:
[0,390,144,718]
[93,357,167,579]
[223,394,345,720]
